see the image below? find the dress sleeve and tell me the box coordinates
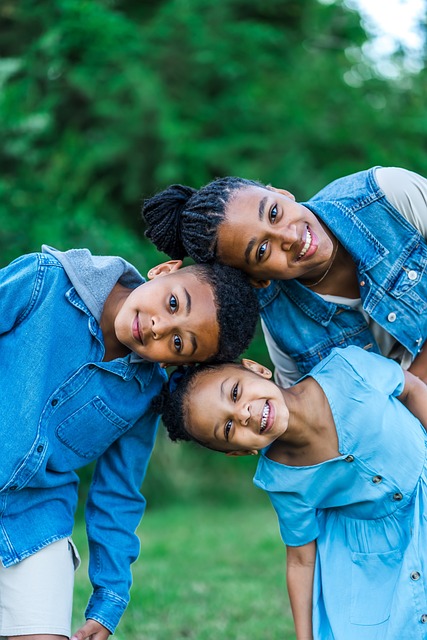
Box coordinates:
[375,167,427,239]
[336,346,405,398]
[268,491,321,547]
[84,410,160,633]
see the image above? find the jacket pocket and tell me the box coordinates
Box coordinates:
[350,548,402,625]
[56,396,129,459]
[387,243,427,312]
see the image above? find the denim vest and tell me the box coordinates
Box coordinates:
[257,168,427,375]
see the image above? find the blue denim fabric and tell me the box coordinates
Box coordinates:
[0,252,167,633]
[257,167,427,375]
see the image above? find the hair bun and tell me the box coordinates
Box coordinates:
[142,184,197,259]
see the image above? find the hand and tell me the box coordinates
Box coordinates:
[70,618,110,640]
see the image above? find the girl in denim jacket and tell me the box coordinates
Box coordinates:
[143,166,427,386]
[0,246,258,640]
[158,346,427,640]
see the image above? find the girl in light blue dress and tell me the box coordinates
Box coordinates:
[157,346,427,640]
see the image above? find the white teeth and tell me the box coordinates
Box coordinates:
[298,228,312,259]
[260,403,270,433]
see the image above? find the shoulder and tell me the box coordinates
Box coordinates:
[375,167,427,237]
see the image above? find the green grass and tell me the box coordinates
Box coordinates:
[72,501,296,639]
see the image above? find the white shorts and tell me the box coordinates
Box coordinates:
[0,537,80,638]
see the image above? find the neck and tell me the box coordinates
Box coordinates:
[100,283,132,361]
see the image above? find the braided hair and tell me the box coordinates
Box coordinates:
[142,177,263,263]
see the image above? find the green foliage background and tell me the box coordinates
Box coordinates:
[1,0,427,505]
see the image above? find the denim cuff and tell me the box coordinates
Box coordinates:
[85,588,128,634]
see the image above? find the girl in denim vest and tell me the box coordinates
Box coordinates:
[0,246,258,640]
[143,166,427,386]
[158,346,427,640]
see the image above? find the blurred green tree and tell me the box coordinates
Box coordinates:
[1,0,426,502]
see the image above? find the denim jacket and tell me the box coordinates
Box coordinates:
[0,251,166,633]
[257,167,427,375]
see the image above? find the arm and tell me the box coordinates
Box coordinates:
[408,348,427,386]
[398,369,427,431]
[81,410,160,635]
[0,253,41,335]
[286,541,316,640]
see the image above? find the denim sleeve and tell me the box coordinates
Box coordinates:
[0,253,42,334]
[84,410,160,633]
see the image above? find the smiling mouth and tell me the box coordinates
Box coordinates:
[297,226,312,260]
[132,315,144,344]
[260,402,271,433]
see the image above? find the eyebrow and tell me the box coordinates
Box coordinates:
[184,287,191,314]
[244,196,268,264]
[212,379,229,440]
[181,287,197,356]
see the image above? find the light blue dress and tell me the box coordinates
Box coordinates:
[253,346,427,640]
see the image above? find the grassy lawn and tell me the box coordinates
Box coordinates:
[72,500,296,639]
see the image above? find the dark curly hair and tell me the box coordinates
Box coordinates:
[184,262,258,362]
[142,177,263,263]
[152,363,227,447]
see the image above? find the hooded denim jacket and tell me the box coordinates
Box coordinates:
[257,167,427,375]
[0,251,166,633]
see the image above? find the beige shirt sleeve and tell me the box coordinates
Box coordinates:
[375,166,427,238]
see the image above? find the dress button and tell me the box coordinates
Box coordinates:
[37,445,44,453]
[411,571,421,581]
[387,312,397,322]
[372,475,383,484]
[345,455,354,462]
[421,614,427,623]
[51,398,58,406]
[408,270,417,281]
[392,492,403,501]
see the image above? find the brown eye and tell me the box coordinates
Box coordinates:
[270,204,278,223]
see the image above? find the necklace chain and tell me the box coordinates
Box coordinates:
[304,240,339,288]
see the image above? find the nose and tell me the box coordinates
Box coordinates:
[237,402,251,426]
[278,225,298,252]
[151,315,172,339]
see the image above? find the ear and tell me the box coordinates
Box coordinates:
[249,277,271,289]
[268,186,296,201]
[225,449,259,457]
[147,260,183,280]
[241,358,272,379]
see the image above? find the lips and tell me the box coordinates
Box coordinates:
[296,225,318,261]
[132,315,143,344]
[260,401,274,434]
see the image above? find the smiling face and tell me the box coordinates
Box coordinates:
[216,185,336,283]
[185,360,289,454]
[114,265,219,364]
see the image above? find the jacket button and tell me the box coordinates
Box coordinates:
[411,571,421,581]
[387,312,397,322]
[421,614,427,623]
[9,485,17,491]
[51,399,58,406]
[372,475,382,484]
[345,455,354,462]
[392,492,403,501]
[359,280,365,287]
[408,270,417,280]
[88,364,95,370]
[37,445,44,453]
